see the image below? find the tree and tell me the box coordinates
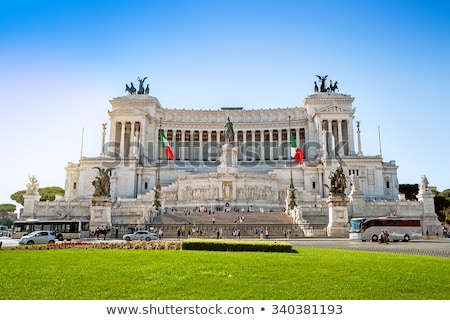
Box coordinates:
[0,204,16,213]
[399,185,450,223]
[399,184,418,201]
[39,186,65,201]
[0,203,16,227]
[10,186,65,206]
[10,190,26,205]
[434,189,450,224]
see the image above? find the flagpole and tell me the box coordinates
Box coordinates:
[288,115,296,210]
[80,127,84,160]
[289,116,293,186]
[157,117,162,189]
[153,117,162,211]
[378,124,383,157]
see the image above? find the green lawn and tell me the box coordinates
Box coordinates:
[0,247,448,300]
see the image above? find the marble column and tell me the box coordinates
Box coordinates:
[120,121,126,157]
[198,130,203,161]
[251,130,256,161]
[260,129,265,161]
[130,122,136,156]
[337,120,343,157]
[327,120,332,156]
[181,130,186,160]
[348,118,355,155]
[242,130,247,161]
[278,129,282,160]
[207,130,212,161]
[269,130,274,160]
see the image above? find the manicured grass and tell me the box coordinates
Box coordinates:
[0,248,448,300]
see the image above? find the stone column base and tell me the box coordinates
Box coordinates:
[327,194,349,238]
[326,226,349,238]
[90,197,113,230]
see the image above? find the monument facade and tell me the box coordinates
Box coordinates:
[20,76,442,236]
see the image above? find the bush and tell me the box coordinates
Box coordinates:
[181,239,294,252]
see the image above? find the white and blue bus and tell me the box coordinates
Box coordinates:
[349,217,422,242]
[12,219,90,240]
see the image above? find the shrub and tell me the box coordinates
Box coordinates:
[181,239,294,252]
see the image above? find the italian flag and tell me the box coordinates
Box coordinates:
[290,131,304,164]
[160,131,174,160]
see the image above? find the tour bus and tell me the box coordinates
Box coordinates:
[349,217,422,242]
[12,219,90,240]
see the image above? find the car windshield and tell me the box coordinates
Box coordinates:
[25,231,38,237]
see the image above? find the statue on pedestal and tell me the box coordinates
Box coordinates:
[26,175,39,194]
[324,166,347,195]
[224,117,234,144]
[419,175,430,193]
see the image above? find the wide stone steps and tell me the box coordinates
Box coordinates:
[150,211,300,238]
[154,210,294,225]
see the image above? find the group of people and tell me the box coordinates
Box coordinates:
[379,229,389,244]
[254,226,270,239]
[175,224,206,239]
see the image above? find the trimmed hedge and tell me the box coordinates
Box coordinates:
[181,239,294,252]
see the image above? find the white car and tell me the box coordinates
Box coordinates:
[0,230,10,237]
[19,231,56,245]
[123,230,157,241]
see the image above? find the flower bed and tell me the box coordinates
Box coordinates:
[7,240,182,250]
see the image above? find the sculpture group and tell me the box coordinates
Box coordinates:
[92,167,113,197]
[325,166,347,195]
[26,175,39,194]
[125,77,150,95]
[314,75,338,93]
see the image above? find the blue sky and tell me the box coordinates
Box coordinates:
[0,0,449,206]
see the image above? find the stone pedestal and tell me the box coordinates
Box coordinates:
[90,197,113,230]
[217,144,239,174]
[349,191,365,219]
[417,191,442,236]
[22,193,41,219]
[326,194,349,238]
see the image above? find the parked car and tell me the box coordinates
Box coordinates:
[0,226,10,237]
[123,230,157,241]
[0,230,10,237]
[19,231,56,245]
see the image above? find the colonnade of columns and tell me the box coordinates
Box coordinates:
[160,127,308,162]
[109,121,142,158]
[107,118,355,162]
[318,119,355,157]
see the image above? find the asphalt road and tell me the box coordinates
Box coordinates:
[288,238,450,257]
